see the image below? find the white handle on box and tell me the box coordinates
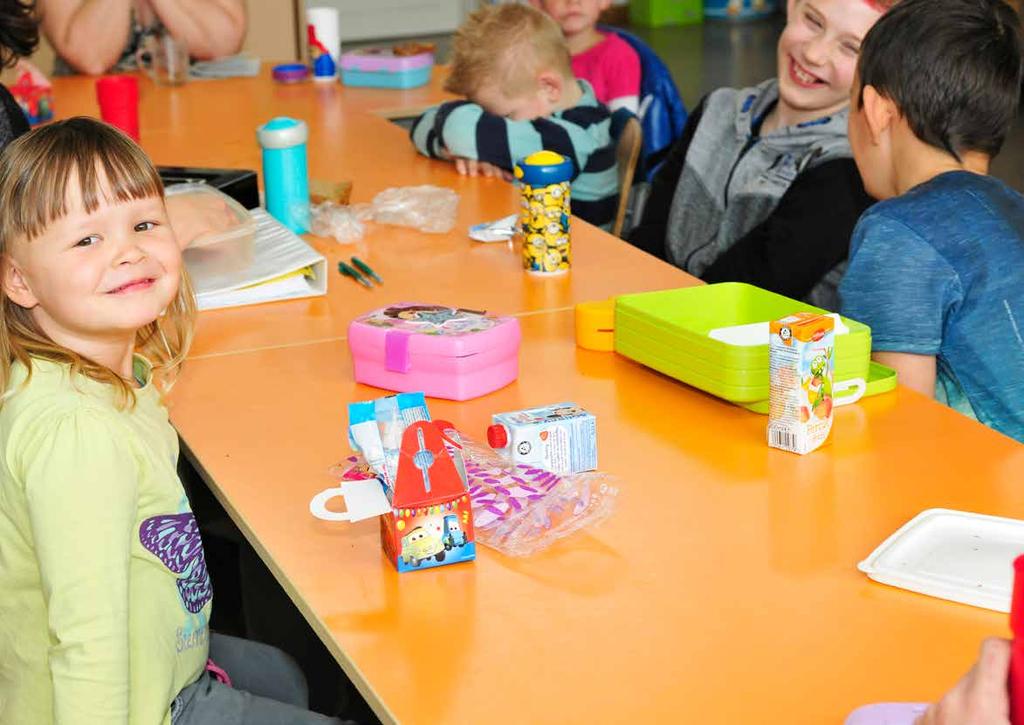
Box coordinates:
[309,486,352,522]
[834,377,867,407]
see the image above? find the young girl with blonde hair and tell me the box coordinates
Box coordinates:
[0,117,340,725]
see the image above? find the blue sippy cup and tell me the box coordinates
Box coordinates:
[257,117,310,233]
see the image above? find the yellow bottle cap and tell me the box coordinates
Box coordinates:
[575,298,616,351]
[524,150,566,166]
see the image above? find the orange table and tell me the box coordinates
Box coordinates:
[54,69,1024,723]
[170,310,1024,724]
[53,69,693,359]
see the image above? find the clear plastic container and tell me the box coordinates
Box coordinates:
[165,182,257,249]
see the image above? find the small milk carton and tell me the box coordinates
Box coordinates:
[487,403,597,474]
[767,313,835,454]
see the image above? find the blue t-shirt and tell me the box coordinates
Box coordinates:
[840,171,1024,443]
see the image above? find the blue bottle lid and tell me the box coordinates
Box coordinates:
[514,150,574,186]
[271,63,309,83]
[312,54,337,80]
[257,117,308,149]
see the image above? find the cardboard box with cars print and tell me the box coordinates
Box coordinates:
[380,420,476,572]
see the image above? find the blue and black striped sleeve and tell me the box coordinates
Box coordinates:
[429,103,546,171]
[411,100,612,200]
[414,101,606,173]
[410,105,443,159]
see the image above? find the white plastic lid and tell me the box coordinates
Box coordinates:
[257,117,308,149]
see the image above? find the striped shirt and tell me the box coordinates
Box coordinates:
[410,80,619,228]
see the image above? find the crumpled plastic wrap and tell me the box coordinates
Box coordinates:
[310,185,460,243]
[310,201,371,244]
[459,435,621,557]
[369,185,459,234]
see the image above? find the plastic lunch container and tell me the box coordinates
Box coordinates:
[164,182,257,249]
[347,303,522,401]
[614,283,892,411]
[339,49,433,90]
[858,508,1024,613]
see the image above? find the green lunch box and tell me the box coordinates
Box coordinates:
[615,283,896,412]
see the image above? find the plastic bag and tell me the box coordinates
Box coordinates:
[370,185,459,234]
[310,201,370,243]
[310,186,459,241]
[459,436,620,557]
[332,424,619,557]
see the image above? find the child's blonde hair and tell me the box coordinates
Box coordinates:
[445,3,573,99]
[0,117,196,408]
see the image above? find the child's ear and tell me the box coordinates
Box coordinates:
[2,257,37,309]
[537,70,564,102]
[860,84,896,145]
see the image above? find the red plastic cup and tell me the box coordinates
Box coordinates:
[95,75,139,141]
[1010,555,1024,723]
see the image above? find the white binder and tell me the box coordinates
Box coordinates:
[184,208,327,311]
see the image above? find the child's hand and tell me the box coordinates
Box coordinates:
[454,157,514,182]
[916,638,1011,725]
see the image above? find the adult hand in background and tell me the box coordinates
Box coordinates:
[165,192,242,249]
[916,638,1011,725]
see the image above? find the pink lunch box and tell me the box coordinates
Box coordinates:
[339,49,433,89]
[347,303,521,401]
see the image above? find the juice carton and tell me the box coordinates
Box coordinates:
[487,402,597,474]
[767,313,835,454]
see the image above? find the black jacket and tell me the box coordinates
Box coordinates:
[628,95,874,305]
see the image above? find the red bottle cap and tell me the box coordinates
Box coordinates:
[486,424,508,449]
[95,75,140,141]
[1010,556,1024,725]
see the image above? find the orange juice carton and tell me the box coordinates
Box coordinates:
[767,313,835,454]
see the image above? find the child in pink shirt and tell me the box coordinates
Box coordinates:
[531,0,642,113]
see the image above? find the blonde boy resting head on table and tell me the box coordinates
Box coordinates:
[410,3,620,229]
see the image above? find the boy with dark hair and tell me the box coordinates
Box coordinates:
[840,0,1024,442]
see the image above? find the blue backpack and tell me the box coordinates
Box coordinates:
[599,26,688,180]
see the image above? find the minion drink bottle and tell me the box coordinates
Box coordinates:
[514,150,572,274]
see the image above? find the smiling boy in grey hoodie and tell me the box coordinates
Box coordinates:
[629,0,894,309]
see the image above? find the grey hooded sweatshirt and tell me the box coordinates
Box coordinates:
[629,79,873,310]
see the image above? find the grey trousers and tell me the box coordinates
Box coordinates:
[171,633,345,725]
